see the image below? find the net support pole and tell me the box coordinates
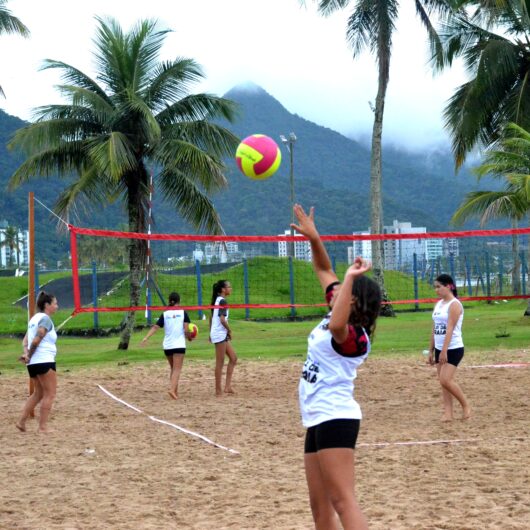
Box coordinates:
[485,251,491,301]
[413,253,419,311]
[288,256,296,318]
[28,192,35,318]
[465,256,472,296]
[195,259,203,320]
[92,260,99,330]
[69,227,81,312]
[499,256,504,295]
[521,252,527,295]
[243,258,250,320]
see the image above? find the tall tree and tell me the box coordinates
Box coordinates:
[437,0,530,167]
[451,123,530,313]
[9,17,240,349]
[0,225,20,268]
[303,0,456,315]
[0,0,30,97]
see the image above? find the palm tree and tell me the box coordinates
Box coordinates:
[9,17,240,349]
[437,0,530,168]
[0,0,30,97]
[0,225,20,268]
[451,123,530,313]
[303,0,457,315]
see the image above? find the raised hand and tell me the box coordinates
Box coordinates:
[291,204,318,240]
[346,256,372,277]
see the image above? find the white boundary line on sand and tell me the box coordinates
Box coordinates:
[465,363,530,369]
[97,385,240,455]
[358,438,481,448]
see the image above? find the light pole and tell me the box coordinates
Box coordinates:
[280,132,297,257]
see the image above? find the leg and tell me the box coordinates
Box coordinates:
[436,363,454,421]
[17,378,43,431]
[224,341,237,394]
[304,452,340,530]
[168,354,184,399]
[165,355,177,399]
[439,364,471,419]
[28,378,35,418]
[317,448,368,530]
[36,369,57,433]
[214,342,227,396]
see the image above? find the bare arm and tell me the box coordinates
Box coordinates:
[21,327,48,363]
[140,325,160,344]
[291,204,338,291]
[328,257,371,344]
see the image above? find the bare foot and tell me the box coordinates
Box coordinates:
[224,388,235,394]
[462,407,472,420]
[168,390,178,400]
[215,391,223,397]
[38,428,53,434]
[441,414,453,422]
[15,422,26,432]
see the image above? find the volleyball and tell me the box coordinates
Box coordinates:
[188,323,198,339]
[235,134,282,180]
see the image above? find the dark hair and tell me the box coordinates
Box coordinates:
[435,274,458,297]
[36,291,55,312]
[349,276,381,338]
[168,292,180,306]
[211,280,229,306]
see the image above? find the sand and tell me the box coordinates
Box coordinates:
[1,350,529,529]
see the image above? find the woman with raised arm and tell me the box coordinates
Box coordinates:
[292,204,381,530]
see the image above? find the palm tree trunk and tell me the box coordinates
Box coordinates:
[118,179,147,350]
[370,51,394,317]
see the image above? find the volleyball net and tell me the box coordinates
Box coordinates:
[68,224,530,320]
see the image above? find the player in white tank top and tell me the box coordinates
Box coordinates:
[209,280,237,396]
[427,274,471,421]
[141,292,193,399]
[17,292,60,434]
[292,204,381,530]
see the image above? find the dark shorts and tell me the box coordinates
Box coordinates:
[27,362,56,378]
[435,347,464,367]
[212,337,229,345]
[304,418,361,453]
[164,348,186,356]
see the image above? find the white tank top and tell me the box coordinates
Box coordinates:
[299,314,370,428]
[27,312,57,365]
[159,309,187,350]
[210,296,228,343]
[432,298,464,350]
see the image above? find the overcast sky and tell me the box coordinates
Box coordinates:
[0,0,466,150]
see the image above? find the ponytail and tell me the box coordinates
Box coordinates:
[36,291,55,312]
[435,274,458,297]
[168,292,180,306]
[211,280,228,307]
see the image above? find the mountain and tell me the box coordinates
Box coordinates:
[0,84,498,264]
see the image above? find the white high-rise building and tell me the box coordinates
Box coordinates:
[383,220,426,270]
[278,230,312,261]
[0,221,29,268]
[348,232,372,263]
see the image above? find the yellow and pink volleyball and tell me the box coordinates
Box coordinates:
[235,134,282,180]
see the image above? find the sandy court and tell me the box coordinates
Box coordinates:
[1,351,529,530]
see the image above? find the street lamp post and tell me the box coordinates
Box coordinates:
[280,132,297,257]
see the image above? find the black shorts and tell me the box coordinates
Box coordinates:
[27,362,56,378]
[304,418,360,453]
[435,347,464,367]
[164,348,186,356]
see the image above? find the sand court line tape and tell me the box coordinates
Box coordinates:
[148,416,240,455]
[98,385,144,413]
[466,363,530,369]
[358,438,481,448]
[98,385,239,454]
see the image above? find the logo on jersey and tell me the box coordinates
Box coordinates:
[301,355,320,384]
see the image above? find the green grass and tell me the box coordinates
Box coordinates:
[0,299,527,374]
[0,257,452,334]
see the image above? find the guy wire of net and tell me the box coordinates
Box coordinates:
[69,225,530,324]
